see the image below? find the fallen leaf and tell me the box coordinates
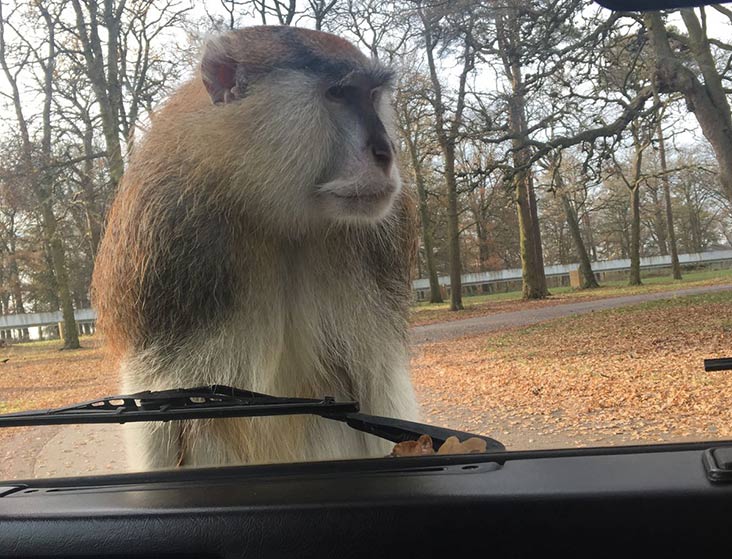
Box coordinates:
[390,434,435,457]
[437,436,488,455]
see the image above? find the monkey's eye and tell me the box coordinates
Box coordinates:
[326,85,348,102]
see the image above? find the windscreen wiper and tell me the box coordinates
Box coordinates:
[704,357,732,372]
[0,385,505,452]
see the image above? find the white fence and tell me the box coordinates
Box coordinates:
[412,249,732,292]
[0,308,97,330]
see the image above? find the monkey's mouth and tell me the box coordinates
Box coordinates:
[331,189,392,202]
[328,180,398,202]
[316,177,401,222]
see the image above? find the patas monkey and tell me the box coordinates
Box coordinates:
[92,26,418,469]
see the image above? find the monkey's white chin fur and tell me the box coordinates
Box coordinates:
[316,174,401,224]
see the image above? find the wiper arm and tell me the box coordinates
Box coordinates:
[0,385,504,452]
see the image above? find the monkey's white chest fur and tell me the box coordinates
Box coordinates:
[121,238,418,470]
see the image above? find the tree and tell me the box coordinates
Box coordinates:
[653,95,682,279]
[0,2,80,348]
[466,2,653,297]
[0,0,186,342]
[415,1,474,311]
[395,71,443,303]
[611,121,652,286]
[672,155,725,254]
[546,153,599,288]
[66,0,190,192]
[644,9,732,206]
[491,2,550,299]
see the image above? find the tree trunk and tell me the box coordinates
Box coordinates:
[41,240,61,310]
[418,6,470,311]
[444,151,463,310]
[43,205,80,350]
[41,8,80,349]
[649,184,669,255]
[401,95,443,305]
[629,185,642,286]
[561,193,599,289]
[527,174,549,293]
[497,12,548,300]
[71,0,125,190]
[516,174,545,298]
[582,212,598,261]
[655,110,682,280]
[512,140,549,298]
[81,118,103,258]
[413,159,443,304]
[475,218,490,270]
[9,257,25,313]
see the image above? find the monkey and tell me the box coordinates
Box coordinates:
[91,26,419,470]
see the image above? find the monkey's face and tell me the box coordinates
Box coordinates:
[312,74,402,225]
[198,27,403,232]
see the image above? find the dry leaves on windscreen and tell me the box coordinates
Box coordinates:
[390,434,488,457]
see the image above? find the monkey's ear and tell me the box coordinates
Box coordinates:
[200,40,246,105]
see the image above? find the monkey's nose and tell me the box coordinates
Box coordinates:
[369,138,393,172]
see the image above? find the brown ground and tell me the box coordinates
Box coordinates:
[0,338,114,446]
[412,290,732,448]
[1,287,731,479]
[0,337,112,415]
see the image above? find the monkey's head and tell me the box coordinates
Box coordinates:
[197,26,401,230]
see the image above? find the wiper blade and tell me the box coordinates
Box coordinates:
[0,385,358,426]
[0,385,504,452]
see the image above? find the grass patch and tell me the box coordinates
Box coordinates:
[410,268,732,326]
[11,338,68,349]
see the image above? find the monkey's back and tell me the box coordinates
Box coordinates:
[92,78,244,355]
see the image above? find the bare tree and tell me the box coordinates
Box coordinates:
[491,4,549,298]
[546,153,599,289]
[644,9,732,206]
[611,121,652,286]
[396,71,443,303]
[308,0,339,30]
[653,94,682,279]
[66,0,190,189]
[246,0,297,25]
[416,1,474,311]
[0,1,80,348]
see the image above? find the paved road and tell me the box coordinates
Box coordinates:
[0,424,125,480]
[411,283,732,344]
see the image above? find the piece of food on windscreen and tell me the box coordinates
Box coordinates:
[390,435,488,457]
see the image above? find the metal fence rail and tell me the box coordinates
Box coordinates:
[0,308,97,330]
[411,249,732,291]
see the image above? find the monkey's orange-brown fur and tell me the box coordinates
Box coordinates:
[92,26,418,468]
